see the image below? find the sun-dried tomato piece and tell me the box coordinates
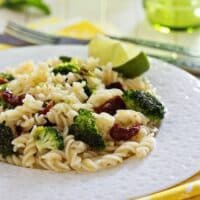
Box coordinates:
[110,124,140,141]
[106,82,124,91]
[94,96,126,115]
[40,101,54,115]
[1,90,25,107]
[0,77,8,85]
[15,125,22,136]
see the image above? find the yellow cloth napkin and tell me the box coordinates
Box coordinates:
[0,44,12,50]
[0,17,200,200]
[138,177,200,200]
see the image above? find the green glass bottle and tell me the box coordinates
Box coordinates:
[144,0,200,30]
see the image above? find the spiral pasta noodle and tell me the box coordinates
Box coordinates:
[135,135,155,158]
[12,133,30,152]
[8,62,49,94]
[37,151,70,172]
[22,137,37,168]
[124,77,152,92]
[101,64,121,85]
[0,154,23,166]
[0,56,164,173]
[64,135,87,171]
[47,103,77,130]
[0,94,43,126]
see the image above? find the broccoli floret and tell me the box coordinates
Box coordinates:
[123,90,165,122]
[83,84,92,96]
[53,58,93,77]
[0,83,8,91]
[53,59,79,75]
[32,126,64,151]
[69,109,105,150]
[0,73,14,81]
[59,56,72,63]
[53,63,79,75]
[77,79,93,97]
[0,123,14,157]
[0,98,10,109]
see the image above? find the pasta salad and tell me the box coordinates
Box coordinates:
[0,55,165,172]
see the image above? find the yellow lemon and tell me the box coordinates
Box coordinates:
[57,20,104,39]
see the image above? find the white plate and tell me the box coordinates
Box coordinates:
[0,45,200,200]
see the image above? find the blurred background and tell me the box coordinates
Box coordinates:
[0,0,200,49]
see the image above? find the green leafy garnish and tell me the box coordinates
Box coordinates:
[0,0,51,15]
[113,52,150,78]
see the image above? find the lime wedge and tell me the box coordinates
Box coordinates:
[88,35,150,78]
[113,52,149,78]
[89,35,138,66]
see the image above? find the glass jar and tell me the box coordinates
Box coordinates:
[143,0,200,30]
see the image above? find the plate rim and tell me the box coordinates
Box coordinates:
[0,45,200,200]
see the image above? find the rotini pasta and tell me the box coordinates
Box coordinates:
[0,154,23,166]
[0,55,165,173]
[88,89,123,107]
[0,94,43,126]
[100,63,121,85]
[37,151,71,172]
[47,103,77,129]
[22,136,37,168]
[12,133,30,152]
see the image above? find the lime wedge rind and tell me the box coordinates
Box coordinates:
[88,35,150,78]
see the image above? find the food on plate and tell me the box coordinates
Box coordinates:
[0,52,165,172]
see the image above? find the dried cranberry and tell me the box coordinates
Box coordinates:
[110,124,140,141]
[0,77,8,85]
[40,101,54,114]
[1,90,25,107]
[15,126,22,136]
[94,96,126,115]
[106,82,124,91]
